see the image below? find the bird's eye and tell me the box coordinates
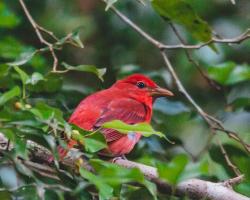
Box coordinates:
[136,81,145,88]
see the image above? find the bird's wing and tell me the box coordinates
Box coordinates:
[94,98,148,142]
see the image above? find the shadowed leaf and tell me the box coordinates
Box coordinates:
[152,0,213,42]
[0,86,20,106]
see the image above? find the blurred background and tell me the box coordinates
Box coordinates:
[0,0,250,199]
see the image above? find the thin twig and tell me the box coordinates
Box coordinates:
[223,175,245,188]
[19,0,58,71]
[106,2,250,50]
[169,23,221,91]
[214,127,250,153]
[160,51,212,122]
[36,24,59,41]
[104,1,250,153]
[161,28,250,50]
[217,138,241,176]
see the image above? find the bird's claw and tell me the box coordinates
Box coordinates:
[111,155,127,163]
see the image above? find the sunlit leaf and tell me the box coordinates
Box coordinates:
[62,62,106,81]
[0,86,20,106]
[102,120,169,140]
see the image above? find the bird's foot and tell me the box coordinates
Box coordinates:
[111,155,127,163]
[121,155,127,160]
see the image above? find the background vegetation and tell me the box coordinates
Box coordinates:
[0,0,249,199]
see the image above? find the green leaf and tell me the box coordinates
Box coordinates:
[208,62,250,85]
[227,82,250,108]
[90,159,157,199]
[71,30,84,48]
[0,37,24,59]
[227,64,250,85]
[0,2,20,28]
[42,73,62,92]
[0,86,20,106]
[90,159,145,185]
[84,133,107,153]
[14,66,29,84]
[152,0,213,42]
[62,62,106,81]
[102,120,169,140]
[157,154,189,184]
[13,185,40,200]
[79,168,113,200]
[14,66,29,98]
[209,144,250,179]
[26,72,44,85]
[179,157,209,181]
[0,129,15,142]
[30,102,64,122]
[14,159,33,177]
[235,182,250,197]
[8,50,36,66]
[105,0,118,11]
[0,64,10,78]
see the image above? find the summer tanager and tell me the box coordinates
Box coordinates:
[58,74,173,158]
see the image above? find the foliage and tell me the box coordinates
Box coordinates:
[0,0,249,199]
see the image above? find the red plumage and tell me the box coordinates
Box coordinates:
[59,74,173,158]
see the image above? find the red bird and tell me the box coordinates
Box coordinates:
[60,74,173,158]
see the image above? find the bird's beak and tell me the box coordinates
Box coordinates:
[149,87,174,98]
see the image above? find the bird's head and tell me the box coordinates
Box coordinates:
[113,74,173,104]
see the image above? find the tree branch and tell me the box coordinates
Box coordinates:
[19,0,59,71]
[217,138,241,176]
[0,134,248,200]
[105,1,250,50]
[169,22,222,91]
[102,1,250,154]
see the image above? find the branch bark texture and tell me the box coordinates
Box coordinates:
[0,134,248,200]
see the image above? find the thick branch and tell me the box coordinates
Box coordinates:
[0,134,248,200]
